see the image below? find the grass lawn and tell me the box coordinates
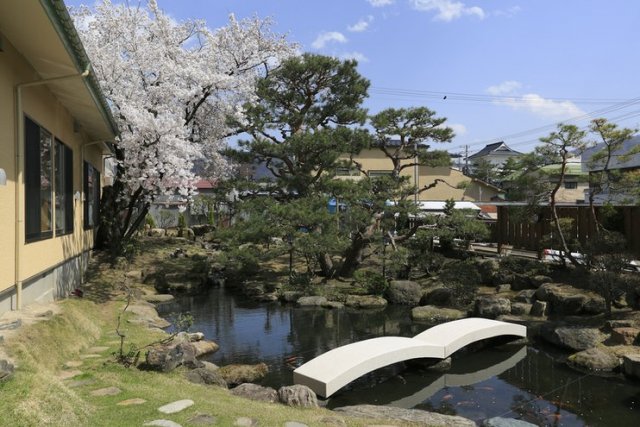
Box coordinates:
[0,238,396,426]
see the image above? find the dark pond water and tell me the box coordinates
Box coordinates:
[158,286,640,426]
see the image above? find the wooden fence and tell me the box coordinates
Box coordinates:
[495,205,640,257]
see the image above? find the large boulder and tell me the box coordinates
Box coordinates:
[473,258,500,284]
[623,354,640,380]
[0,359,14,382]
[420,287,453,307]
[297,296,328,307]
[567,347,620,372]
[474,296,511,319]
[230,383,278,403]
[185,368,228,388]
[344,295,387,309]
[127,302,171,329]
[333,405,475,426]
[386,280,422,306]
[218,363,269,386]
[514,290,536,304]
[541,326,606,352]
[145,342,201,372]
[482,417,538,427]
[281,291,304,303]
[609,328,640,346]
[278,385,318,408]
[411,305,466,322]
[535,283,605,315]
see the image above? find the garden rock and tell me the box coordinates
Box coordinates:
[230,383,278,403]
[386,280,422,306]
[529,301,547,317]
[148,228,166,237]
[281,291,304,303]
[192,340,219,357]
[411,306,465,322]
[125,270,144,280]
[474,296,511,319]
[218,363,269,386]
[514,290,536,304]
[421,287,453,307]
[623,354,640,379]
[297,296,327,307]
[278,385,318,408]
[127,302,171,328]
[344,295,387,309]
[144,420,181,427]
[568,347,620,372]
[143,294,175,303]
[542,326,606,352]
[610,328,640,345]
[188,414,217,425]
[146,342,202,372]
[333,404,475,426]
[535,283,605,315]
[185,368,228,388]
[482,417,537,427]
[474,258,500,284]
[0,359,14,382]
[510,303,531,316]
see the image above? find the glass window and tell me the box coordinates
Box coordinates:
[55,139,74,235]
[564,182,578,189]
[336,167,360,176]
[84,162,100,229]
[25,116,53,242]
[368,170,393,178]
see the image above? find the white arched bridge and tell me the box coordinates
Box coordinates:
[293,317,527,398]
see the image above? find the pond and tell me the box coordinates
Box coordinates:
[158,286,640,426]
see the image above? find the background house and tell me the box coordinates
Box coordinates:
[581,135,640,204]
[341,147,504,203]
[0,0,117,315]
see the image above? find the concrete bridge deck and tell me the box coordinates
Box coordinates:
[293,317,526,397]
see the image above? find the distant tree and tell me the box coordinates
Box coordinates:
[469,158,499,184]
[586,118,638,231]
[72,0,294,256]
[537,124,587,267]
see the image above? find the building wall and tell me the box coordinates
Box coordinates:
[340,149,501,202]
[0,32,104,311]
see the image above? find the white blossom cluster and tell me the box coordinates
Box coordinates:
[72,0,295,202]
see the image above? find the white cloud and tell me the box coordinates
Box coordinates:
[410,0,485,22]
[340,51,369,63]
[486,80,585,120]
[367,0,394,6]
[502,94,586,120]
[493,6,522,18]
[348,15,374,32]
[487,80,522,95]
[448,123,467,136]
[311,31,348,49]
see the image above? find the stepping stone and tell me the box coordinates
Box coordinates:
[90,386,121,396]
[143,420,182,427]
[68,379,96,388]
[158,399,194,414]
[87,346,109,353]
[284,423,308,427]
[64,361,83,369]
[80,354,102,359]
[234,418,258,426]
[58,370,83,380]
[117,398,147,406]
[188,414,217,425]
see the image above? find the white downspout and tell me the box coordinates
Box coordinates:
[14,67,90,310]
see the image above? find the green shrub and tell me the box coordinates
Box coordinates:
[145,214,156,228]
[353,270,388,296]
[178,213,187,229]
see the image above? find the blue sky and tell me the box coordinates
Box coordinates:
[67,0,640,157]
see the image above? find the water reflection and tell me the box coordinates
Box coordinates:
[160,287,640,426]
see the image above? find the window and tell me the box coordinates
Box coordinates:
[55,139,74,235]
[336,167,360,176]
[84,162,100,229]
[368,170,393,178]
[25,117,53,242]
[564,182,578,189]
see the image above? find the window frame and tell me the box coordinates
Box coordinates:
[564,181,578,189]
[83,161,100,230]
[54,139,74,236]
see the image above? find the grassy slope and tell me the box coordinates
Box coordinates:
[0,238,398,427]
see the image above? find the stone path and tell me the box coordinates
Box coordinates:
[158,399,194,414]
[90,386,122,397]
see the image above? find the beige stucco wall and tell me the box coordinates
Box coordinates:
[341,149,501,202]
[0,33,104,295]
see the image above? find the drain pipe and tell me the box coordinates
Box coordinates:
[79,142,111,285]
[14,67,90,310]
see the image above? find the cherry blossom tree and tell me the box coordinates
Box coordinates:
[71,0,295,255]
